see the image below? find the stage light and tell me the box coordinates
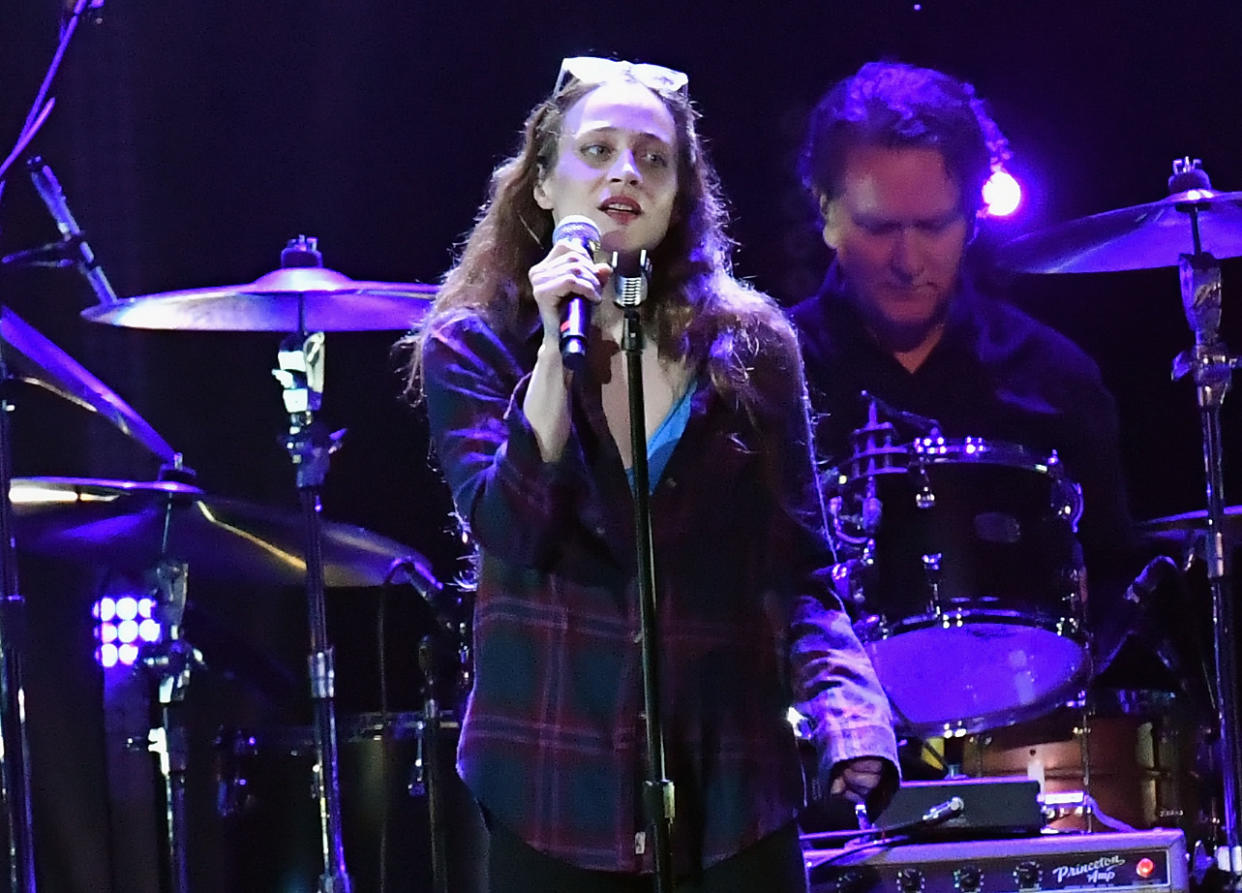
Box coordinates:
[98,643,118,669]
[983,168,1022,217]
[93,592,164,668]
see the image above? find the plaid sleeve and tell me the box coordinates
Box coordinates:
[423,314,584,569]
[756,321,899,788]
[791,598,899,786]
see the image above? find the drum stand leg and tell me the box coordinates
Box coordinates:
[418,637,450,893]
[274,328,352,893]
[0,383,39,893]
[140,560,201,893]
[1172,247,1242,878]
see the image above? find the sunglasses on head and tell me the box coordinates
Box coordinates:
[554,56,689,98]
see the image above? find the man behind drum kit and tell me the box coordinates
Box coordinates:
[789,62,1139,760]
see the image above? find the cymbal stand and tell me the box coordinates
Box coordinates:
[273,323,352,892]
[0,374,38,892]
[140,559,201,893]
[1169,170,1242,876]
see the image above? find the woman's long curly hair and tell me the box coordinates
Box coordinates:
[400,69,797,419]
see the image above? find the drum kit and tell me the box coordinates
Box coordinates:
[821,158,1242,878]
[0,102,1239,888]
[0,220,475,891]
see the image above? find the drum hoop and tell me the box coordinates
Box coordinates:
[863,608,1085,641]
[911,436,1058,472]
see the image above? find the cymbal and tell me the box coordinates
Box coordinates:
[1000,188,1242,273]
[10,476,424,588]
[0,307,176,462]
[1139,505,1242,534]
[81,266,436,332]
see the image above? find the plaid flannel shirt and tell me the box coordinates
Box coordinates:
[422,306,897,874]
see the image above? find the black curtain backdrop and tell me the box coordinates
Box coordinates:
[1,1,1241,889]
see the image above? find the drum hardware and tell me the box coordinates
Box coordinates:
[7,475,418,588]
[0,373,36,893]
[73,233,450,889]
[0,306,173,893]
[0,306,175,463]
[418,635,450,893]
[0,4,114,883]
[831,432,1089,737]
[80,240,435,333]
[1002,157,1242,877]
[999,163,1242,275]
[137,558,202,893]
[264,236,357,892]
[921,552,942,617]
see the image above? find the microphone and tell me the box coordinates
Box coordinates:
[2,240,76,268]
[552,214,601,371]
[25,156,118,305]
[611,249,650,309]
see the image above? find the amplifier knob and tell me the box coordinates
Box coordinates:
[897,867,925,892]
[955,865,983,892]
[837,869,868,893]
[1015,860,1041,889]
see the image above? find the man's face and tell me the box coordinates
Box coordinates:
[821,145,971,341]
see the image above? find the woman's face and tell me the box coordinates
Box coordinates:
[534,80,680,254]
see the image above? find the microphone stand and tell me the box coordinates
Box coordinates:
[613,252,674,893]
[1167,160,1242,878]
[271,262,352,892]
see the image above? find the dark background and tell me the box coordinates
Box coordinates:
[1,0,1241,889]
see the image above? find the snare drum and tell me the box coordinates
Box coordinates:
[832,436,1089,735]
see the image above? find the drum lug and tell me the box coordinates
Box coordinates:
[911,455,936,509]
[922,552,944,614]
[213,729,259,818]
[1047,451,1085,530]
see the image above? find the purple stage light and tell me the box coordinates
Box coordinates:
[118,619,140,644]
[93,593,164,668]
[983,168,1022,217]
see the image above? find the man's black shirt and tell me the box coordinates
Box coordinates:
[790,263,1136,666]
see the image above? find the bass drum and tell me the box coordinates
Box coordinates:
[834,436,1089,735]
[209,712,487,893]
[962,688,1204,834]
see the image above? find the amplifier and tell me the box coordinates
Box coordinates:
[804,829,1187,893]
